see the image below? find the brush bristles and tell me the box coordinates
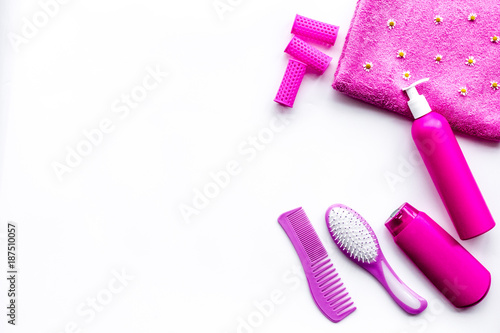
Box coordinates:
[328,206,378,263]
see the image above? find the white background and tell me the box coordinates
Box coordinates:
[0,0,499,332]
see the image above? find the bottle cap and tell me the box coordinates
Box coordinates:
[402,78,432,119]
[385,202,419,237]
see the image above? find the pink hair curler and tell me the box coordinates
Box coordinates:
[278,207,356,323]
[292,14,339,46]
[326,204,427,315]
[284,36,332,74]
[274,59,307,107]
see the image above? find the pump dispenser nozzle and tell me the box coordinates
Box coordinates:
[402,78,431,119]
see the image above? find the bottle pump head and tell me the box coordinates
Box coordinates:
[402,78,432,119]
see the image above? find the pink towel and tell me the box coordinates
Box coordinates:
[333,0,500,141]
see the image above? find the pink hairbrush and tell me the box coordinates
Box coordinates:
[278,207,355,322]
[325,204,427,315]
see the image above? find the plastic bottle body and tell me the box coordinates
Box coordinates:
[386,203,491,308]
[411,112,495,239]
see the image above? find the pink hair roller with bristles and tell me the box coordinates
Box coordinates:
[292,14,339,46]
[274,59,307,108]
[284,36,332,74]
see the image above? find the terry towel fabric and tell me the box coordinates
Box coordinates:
[333,0,500,141]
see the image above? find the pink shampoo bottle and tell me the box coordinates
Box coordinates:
[385,203,491,308]
[402,78,495,240]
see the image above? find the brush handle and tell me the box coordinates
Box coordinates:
[367,256,427,314]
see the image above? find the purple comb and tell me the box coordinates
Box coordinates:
[292,14,339,46]
[325,204,427,315]
[284,36,332,74]
[278,207,356,322]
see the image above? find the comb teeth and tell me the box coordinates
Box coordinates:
[286,208,328,262]
[311,257,355,316]
[278,207,356,322]
[328,205,379,263]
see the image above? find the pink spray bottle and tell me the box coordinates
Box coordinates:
[402,78,495,240]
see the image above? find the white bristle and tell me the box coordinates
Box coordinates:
[328,206,379,263]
